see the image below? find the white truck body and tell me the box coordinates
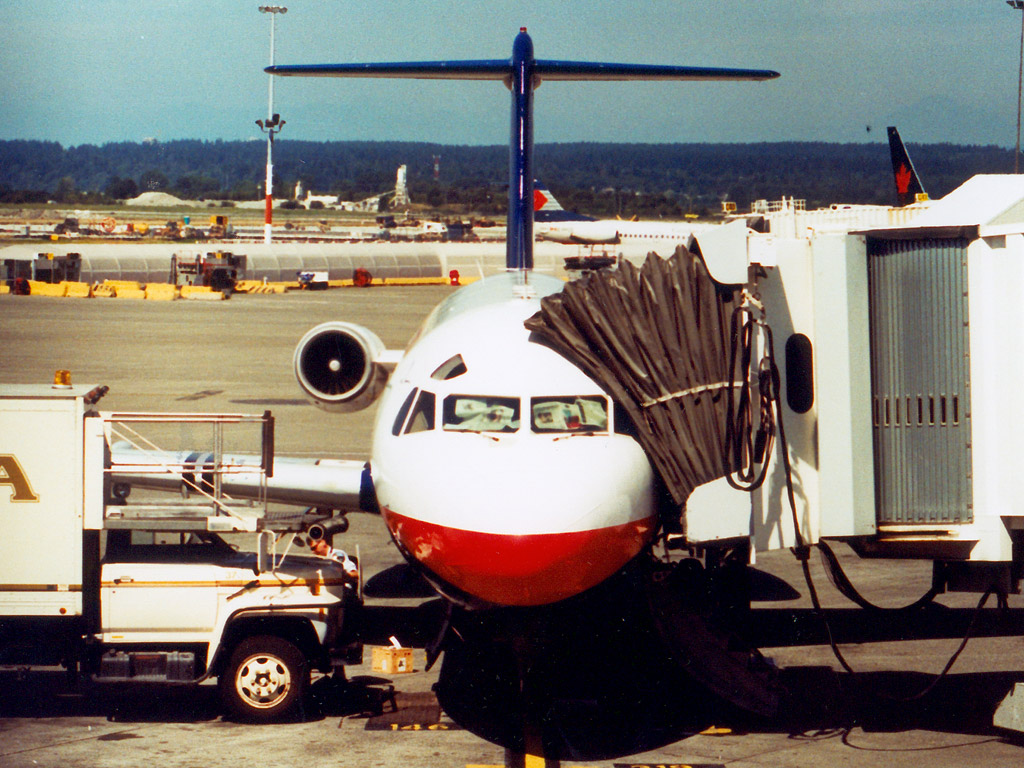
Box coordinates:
[0,384,360,721]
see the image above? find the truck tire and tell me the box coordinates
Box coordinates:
[219,635,309,722]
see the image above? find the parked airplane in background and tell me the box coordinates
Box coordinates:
[533,184,710,246]
[532,182,593,223]
[888,125,928,207]
[541,127,925,246]
[270,28,778,608]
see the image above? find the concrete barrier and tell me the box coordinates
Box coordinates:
[235,280,288,294]
[182,290,225,301]
[63,282,92,298]
[113,287,146,300]
[145,284,179,301]
[27,281,67,297]
[103,280,144,292]
[179,285,214,298]
[2,276,464,302]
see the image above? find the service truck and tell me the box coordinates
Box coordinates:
[0,381,361,722]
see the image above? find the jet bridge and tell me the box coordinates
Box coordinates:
[528,175,1024,577]
[525,180,1024,728]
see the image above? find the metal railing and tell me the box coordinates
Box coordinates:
[102,410,275,531]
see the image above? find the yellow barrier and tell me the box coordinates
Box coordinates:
[179,285,213,298]
[62,281,92,298]
[145,284,179,301]
[114,287,146,300]
[103,280,144,292]
[4,277,457,301]
[0,285,9,295]
[234,280,288,294]
[182,290,225,301]
[27,280,67,297]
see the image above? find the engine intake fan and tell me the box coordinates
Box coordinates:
[293,322,392,412]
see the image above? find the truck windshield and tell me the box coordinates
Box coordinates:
[531,396,608,433]
[442,395,520,433]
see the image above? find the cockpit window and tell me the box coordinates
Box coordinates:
[405,390,436,434]
[431,354,468,380]
[391,388,418,436]
[442,395,520,433]
[531,396,609,433]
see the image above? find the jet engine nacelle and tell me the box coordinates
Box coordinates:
[570,221,621,244]
[293,321,392,413]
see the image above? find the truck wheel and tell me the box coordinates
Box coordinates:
[219,635,309,722]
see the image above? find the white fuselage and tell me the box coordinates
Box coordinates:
[538,218,710,246]
[369,271,657,606]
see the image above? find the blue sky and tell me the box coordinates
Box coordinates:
[1,1,1019,148]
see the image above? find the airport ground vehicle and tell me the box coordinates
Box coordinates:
[0,383,361,722]
[171,250,244,292]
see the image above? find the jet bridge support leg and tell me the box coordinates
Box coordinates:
[644,553,779,719]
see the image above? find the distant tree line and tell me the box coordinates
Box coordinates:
[0,138,1014,217]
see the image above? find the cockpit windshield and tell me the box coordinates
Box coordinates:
[531,396,608,433]
[442,395,520,433]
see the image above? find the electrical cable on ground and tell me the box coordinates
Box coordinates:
[722,293,997,702]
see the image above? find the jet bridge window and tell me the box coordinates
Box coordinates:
[442,395,520,433]
[531,396,609,433]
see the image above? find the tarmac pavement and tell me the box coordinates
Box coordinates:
[3,288,1024,767]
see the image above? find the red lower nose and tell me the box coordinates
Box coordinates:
[382,508,656,606]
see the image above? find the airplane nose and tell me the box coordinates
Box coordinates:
[383,507,656,606]
[379,436,656,606]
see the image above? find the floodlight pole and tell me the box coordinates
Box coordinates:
[1010,1,1024,173]
[259,5,287,243]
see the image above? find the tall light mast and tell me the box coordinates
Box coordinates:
[257,5,287,244]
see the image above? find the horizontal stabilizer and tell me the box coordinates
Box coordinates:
[534,60,779,81]
[267,61,779,83]
[267,60,513,79]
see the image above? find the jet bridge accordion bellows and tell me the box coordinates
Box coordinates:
[524,246,742,530]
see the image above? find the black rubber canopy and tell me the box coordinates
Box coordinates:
[524,248,742,531]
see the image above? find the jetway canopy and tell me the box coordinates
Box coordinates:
[904,174,1024,234]
[525,247,742,530]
